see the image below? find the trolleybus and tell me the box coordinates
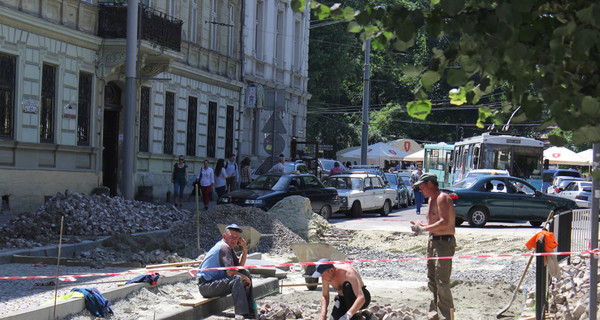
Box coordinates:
[423,142,455,188]
[450,133,544,189]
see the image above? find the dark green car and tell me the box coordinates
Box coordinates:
[443,175,578,227]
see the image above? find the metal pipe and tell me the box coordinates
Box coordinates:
[361,39,371,165]
[590,142,599,319]
[123,0,139,200]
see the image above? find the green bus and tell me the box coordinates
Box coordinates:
[423,142,455,188]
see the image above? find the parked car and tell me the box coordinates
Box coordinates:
[252,160,308,180]
[317,158,347,180]
[557,181,592,208]
[323,173,397,218]
[547,176,585,194]
[218,173,340,219]
[464,169,510,178]
[384,172,411,208]
[443,175,578,227]
[543,169,581,193]
[348,165,390,185]
[396,171,415,205]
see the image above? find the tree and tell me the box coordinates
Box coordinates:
[295,0,600,147]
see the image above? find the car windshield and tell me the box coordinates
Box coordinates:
[247,175,289,191]
[558,179,579,188]
[324,177,362,190]
[452,177,478,188]
[384,173,398,185]
[581,182,592,192]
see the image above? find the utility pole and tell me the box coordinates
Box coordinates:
[591,143,599,319]
[123,0,138,200]
[361,39,371,165]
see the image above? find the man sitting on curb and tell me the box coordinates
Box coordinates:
[197,224,256,319]
[313,258,371,320]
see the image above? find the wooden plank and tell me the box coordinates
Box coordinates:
[280,282,321,287]
[180,296,219,307]
[146,260,202,269]
[11,255,141,268]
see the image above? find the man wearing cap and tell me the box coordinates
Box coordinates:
[312,258,371,320]
[197,224,256,319]
[409,173,456,320]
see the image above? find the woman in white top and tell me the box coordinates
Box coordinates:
[214,158,228,198]
[197,160,215,210]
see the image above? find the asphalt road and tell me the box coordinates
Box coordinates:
[328,203,540,237]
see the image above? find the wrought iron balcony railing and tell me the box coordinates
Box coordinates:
[98,2,183,51]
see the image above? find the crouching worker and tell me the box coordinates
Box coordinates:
[197,224,256,319]
[313,258,371,320]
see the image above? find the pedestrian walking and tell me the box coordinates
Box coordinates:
[239,157,252,189]
[214,159,228,199]
[197,160,214,210]
[410,164,425,214]
[225,154,240,192]
[409,173,456,320]
[171,155,188,208]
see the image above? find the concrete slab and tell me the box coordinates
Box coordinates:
[0,229,171,264]
[1,272,279,320]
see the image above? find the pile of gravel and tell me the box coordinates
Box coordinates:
[0,191,187,248]
[256,301,424,320]
[0,191,308,264]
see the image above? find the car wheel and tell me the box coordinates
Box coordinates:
[455,217,464,226]
[351,201,362,218]
[380,200,391,217]
[467,206,489,227]
[319,205,332,220]
[529,220,543,227]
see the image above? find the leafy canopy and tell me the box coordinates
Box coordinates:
[294,0,600,144]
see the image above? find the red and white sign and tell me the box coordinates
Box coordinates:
[552,153,561,158]
[389,150,397,155]
[404,141,411,152]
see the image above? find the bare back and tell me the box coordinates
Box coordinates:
[329,264,365,293]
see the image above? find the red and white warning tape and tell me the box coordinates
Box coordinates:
[1,249,598,281]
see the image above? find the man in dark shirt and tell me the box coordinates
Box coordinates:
[197,224,256,319]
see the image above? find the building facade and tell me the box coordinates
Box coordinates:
[0,0,245,213]
[240,0,310,167]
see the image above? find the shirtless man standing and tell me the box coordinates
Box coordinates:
[312,259,371,320]
[409,173,456,320]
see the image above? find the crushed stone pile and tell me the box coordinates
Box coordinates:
[0,192,310,264]
[0,190,187,248]
[256,301,424,320]
[539,255,599,320]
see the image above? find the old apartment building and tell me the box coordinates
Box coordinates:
[0,0,310,214]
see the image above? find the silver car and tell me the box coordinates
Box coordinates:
[324,173,397,218]
[547,177,584,194]
[557,181,592,208]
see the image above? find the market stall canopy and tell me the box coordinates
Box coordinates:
[576,149,593,165]
[337,142,410,167]
[403,149,424,162]
[543,146,588,166]
[387,138,422,154]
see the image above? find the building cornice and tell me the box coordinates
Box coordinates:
[169,62,245,91]
[0,5,101,50]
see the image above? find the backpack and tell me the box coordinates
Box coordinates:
[71,288,113,318]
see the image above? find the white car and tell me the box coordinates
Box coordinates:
[324,173,397,218]
[557,181,592,208]
[547,177,585,194]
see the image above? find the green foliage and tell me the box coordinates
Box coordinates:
[298,1,600,143]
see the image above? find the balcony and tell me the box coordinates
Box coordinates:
[98,2,183,52]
